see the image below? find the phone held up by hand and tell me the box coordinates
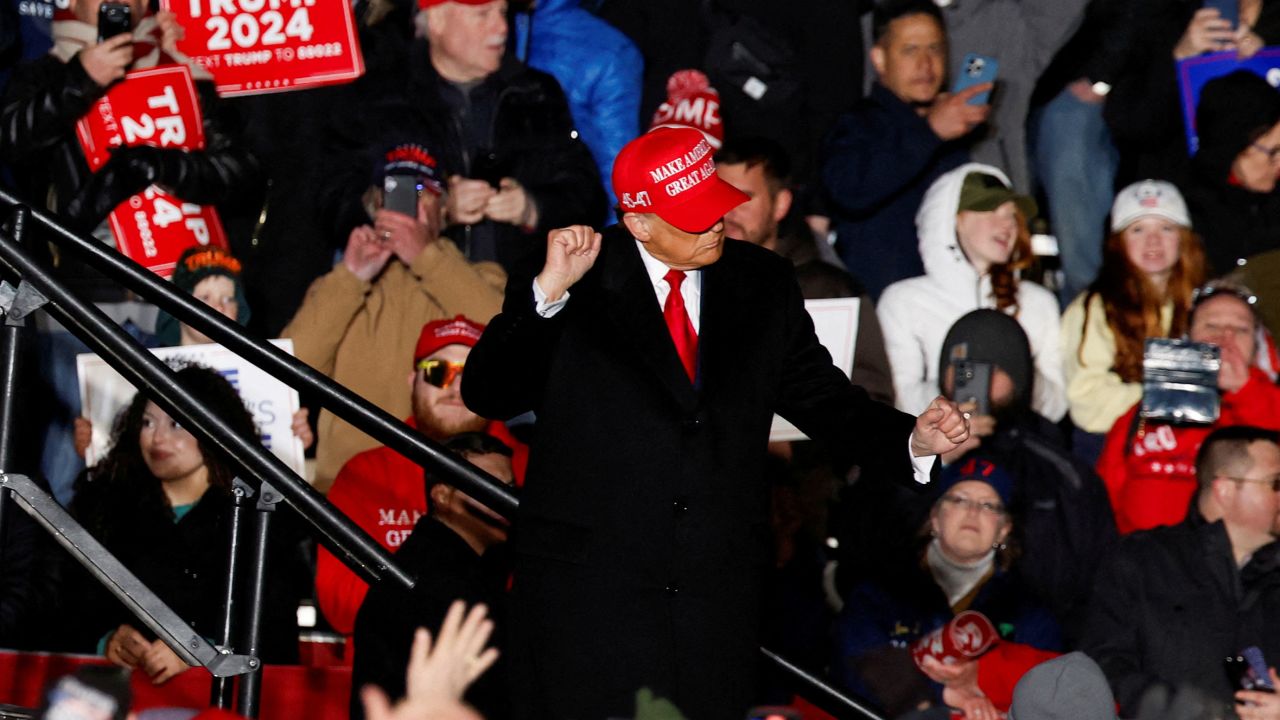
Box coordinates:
[383,173,422,218]
[97,2,132,42]
[950,359,992,417]
[1203,0,1239,31]
[952,52,998,106]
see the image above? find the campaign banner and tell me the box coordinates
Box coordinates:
[76,339,307,477]
[107,185,229,278]
[770,297,861,442]
[162,0,365,96]
[1177,48,1280,154]
[75,65,205,172]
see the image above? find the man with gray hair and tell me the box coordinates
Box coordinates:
[388,0,605,274]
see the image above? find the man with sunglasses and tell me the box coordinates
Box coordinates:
[315,317,522,637]
[462,126,972,719]
[1082,425,1280,717]
[1098,280,1280,535]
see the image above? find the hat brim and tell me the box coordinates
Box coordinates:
[653,174,750,233]
[1111,208,1191,232]
[965,192,1038,220]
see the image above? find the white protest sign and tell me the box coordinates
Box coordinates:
[770,297,861,442]
[76,339,305,476]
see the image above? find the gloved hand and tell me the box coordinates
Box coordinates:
[64,145,184,231]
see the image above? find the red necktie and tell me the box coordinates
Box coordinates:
[663,269,698,382]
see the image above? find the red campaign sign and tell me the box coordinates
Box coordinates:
[75,65,206,172]
[162,0,365,96]
[108,186,229,278]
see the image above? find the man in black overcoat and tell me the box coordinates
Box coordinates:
[462,126,970,720]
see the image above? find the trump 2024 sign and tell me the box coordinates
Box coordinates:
[161,0,365,96]
[75,65,230,277]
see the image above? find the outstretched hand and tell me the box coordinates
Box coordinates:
[360,601,498,720]
[910,395,971,457]
[535,225,601,302]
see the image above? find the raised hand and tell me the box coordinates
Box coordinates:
[374,207,431,266]
[360,601,498,720]
[79,34,133,88]
[342,225,393,282]
[535,225,601,302]
[927,84,992,141]
[155,10,185,55]
[1174,8,1236,59]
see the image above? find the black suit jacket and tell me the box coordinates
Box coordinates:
[463,225,921,720]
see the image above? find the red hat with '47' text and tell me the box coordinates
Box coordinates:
[611,126,748,233]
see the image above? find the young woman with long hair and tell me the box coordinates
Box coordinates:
[1061,180,1207,463]
[879,163,1066,422]
[63,364,303,683]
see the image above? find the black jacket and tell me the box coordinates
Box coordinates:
[54,485,302,665]
[822,83,968,300]
[327,45,605,277]
[1186,150,1280,277]
[462,227,921,720]
[1080,513,1280,715]
[0,51,259,300]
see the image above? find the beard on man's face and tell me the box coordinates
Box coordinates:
[413,390,487,440]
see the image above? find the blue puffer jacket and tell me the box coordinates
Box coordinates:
[517,0,642,210]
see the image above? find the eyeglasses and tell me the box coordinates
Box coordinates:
[1252,142,1280,161]
[416,359,465,388]
[939,494,1007,516]
[1219,474,1280,492]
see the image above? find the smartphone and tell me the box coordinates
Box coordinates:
[97,2,132,42]
[470,150,508,189]
[1204,0,1239,30]
[382,173,421,218]
[952,52,998,106]
[951,359,992,416]
[1226,646,1276,694]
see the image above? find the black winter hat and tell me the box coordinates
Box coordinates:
[938,309,1033,409]
[1195,70,1280,181]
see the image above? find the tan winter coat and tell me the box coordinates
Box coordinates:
[283,238,505,492]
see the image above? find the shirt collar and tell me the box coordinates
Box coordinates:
[634,240,702,294]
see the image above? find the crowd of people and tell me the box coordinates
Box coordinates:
[3,0,1280,718]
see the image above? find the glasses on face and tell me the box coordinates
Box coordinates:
[1252,142,1280,162]
[1219,474,1280,492]
[416,359,465,389]
[939,493,1007,517]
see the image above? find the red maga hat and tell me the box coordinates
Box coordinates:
[414,315,485,365]
[611,126,748,233]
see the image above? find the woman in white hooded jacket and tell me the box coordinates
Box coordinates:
[878,163,1067,421]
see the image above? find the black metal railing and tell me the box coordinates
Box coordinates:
[0,190,885,720]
